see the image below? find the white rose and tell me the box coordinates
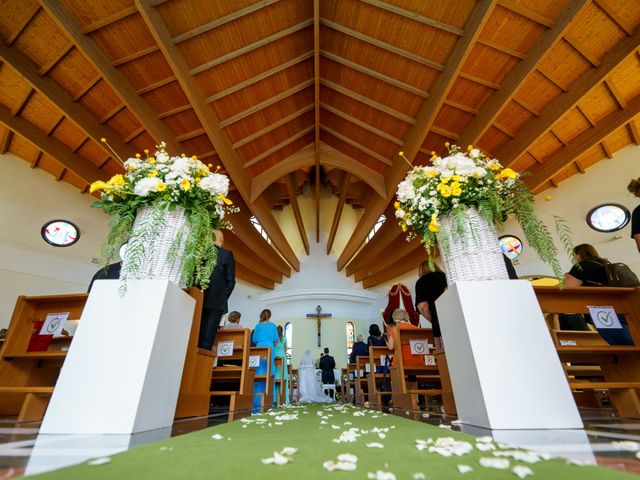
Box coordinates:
[199,173,229,196]
[124,157,142,170]
[396,180,416,202]
[395,209,405,219]
[155,151,170,163]
[133,177,162,196]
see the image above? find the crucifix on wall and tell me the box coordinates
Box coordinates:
[306,305,332,347]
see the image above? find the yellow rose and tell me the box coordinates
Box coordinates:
[89,180,109,193]
[148,170,158,178]
[108,174,125,187]
[428,222,439,233]
[195,177,201,183]
[441,176,452,184]
[156,182,167,192]
[180,179,191,191]
[452,175,462,181]
[452,187,462,197]
[394,201,400,209]
[426,170,437,177]
[439,185,452,197]
[496,168,517,180]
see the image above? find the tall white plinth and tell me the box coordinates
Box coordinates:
[40,279,195,435]
[436,280,583,430]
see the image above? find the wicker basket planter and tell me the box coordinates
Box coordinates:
[437,207,508,286]
[119,204,190,286]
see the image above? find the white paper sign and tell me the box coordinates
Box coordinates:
[424,355,436,366]
[365,363,371,373]
[249,355,261,368]
[380,355,388,367]
[216,341,234,357]
[410,339,429,355]
[40,312,69,336]
[559,340,577,346]
[588,306,622,330]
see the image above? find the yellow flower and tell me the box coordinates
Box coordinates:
[394,201,401,209]
[439,185,452,197]
[496,168,517,180]
[108,174,125,187]
[441,176,452,184]
[89,180,109,193]
[452,187,462,197]
[192,155,198,160]
[208,163,213,168]
[398,151,404,156]
[452,175,462,181]
[149,157,156,165]
[100,138,106,143]
[428,222,439,232]
[156,182,167,192]
[148,170,158,178]
[544,195,552,201]
[144,149,149,154]
[444,142,450,148]
[426,170,437,177]
[195,177,201,183]
[218,194,233,205]
[489,163,501,171]
[135,153,141,158]
[431,151,436,156]
[467,145,473,151]
[401,223,407,232]
[180,179,191,191]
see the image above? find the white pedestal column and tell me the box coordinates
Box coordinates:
[40,279,195,435]
[436,280,582,430]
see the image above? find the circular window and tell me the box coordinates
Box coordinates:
[41,220,80,247]
[499,235,523,260]
[587,204,630,232]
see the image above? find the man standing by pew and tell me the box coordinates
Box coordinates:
[198,229,236,350]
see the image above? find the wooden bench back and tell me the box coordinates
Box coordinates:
[393,327,435,365]
[551,330,608,347]
[212,329,251,393]
[368,346,391,372]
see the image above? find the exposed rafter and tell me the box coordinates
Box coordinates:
[327,172,349,254]
[286,174,309,254]
[7,5,40,46]
[355,235,422,282]
[313,0,320,244]
[0,104,106,182]
[525,94,640,191]
[321,126,393,166]
[235,263,275,290]
[320,102,403,146]
[40,0,182,152]
[0,126,13,154]
[233,104,313,149]
[497,28,640,166]
[456,0,589,147]
[243,125,314,168]
[80,5,138,34]
[136,0,300,271]
[223,231,283,285]
[362,244,426,288]
[337,0,497,271]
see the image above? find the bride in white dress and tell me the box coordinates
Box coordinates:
[298,350,333,403]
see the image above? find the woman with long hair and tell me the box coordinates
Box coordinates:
[251,309,279,412]
[273,324,289,404]
[629,177,640,253]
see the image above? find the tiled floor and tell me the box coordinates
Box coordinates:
[1,407,639,477]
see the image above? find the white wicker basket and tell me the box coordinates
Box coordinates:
[437,207,508,286]
[120,205,190,286]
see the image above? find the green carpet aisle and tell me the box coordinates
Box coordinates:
[33,404,635,479]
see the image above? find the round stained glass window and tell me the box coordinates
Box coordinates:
[587,204,630,232]
[499,235,523,260]
[41,220,80,247]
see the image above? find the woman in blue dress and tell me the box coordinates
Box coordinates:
[251,309,278,412]
[273,325,289,404]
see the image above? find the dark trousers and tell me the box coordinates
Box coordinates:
[198,308,225,350]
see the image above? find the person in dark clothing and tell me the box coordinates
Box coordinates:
[87,261,122,292]
[318,347,336,385]
[415,260,448,349]
[349,334,368,364]
[564,243,633,345]
[367,324,386,346]
[198,229,236,350]
[503,254,518,279]
[628,177,640,253]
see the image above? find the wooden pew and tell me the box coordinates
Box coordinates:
[274,356,286,407]
[354,355,370,406]
[250,345,274,412]
[290,367,298,403]
[344,363,356,404]
[210,329,255,421]
[366,346,392,411]
[535,286,640,417]
[0,293,87,422]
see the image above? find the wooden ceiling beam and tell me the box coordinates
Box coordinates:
[189,18,313,76]
[72,76,101,101]
[286,173,309,254]
[497,0,554,28]
[337,0,496,271]
[362,244,426,288]
[7,5,40,46]
[477,38,525,59]
[321,126,392,166]
[0,104,106,182]
[12,88,34,116]
[136,76,177,95]
[30,151,42,168]
[431,126,459,140]
[321,19,444,71]
[0,126,13,154]
[223,231,283,284]
[98,103,126,124]
[243,125,314,168]
[605,80,627,109]
[313,0,320,244]
[320,79,416,124]
[232,104,313,149]
[320,102,403,146]
[112,45,160,67]
[235,263,275,290]
[497,28,640,166]
[80,5,138,35]
[563,34,599,68]
[628,122,640,145]
[525,94,640,191]
[442,99,479,116]
[360,0,464,37]
[207,51,313,103]
[321,51,428,98]
[536,67,568,92]
[457,0,588,147]
[172,0,280,44]
[158,103,192,119]
[458,72,500,90]
[345,209,400,277]
[136,0,300,271]
[176,128,205,143]
[355,235,423,283]
[38,43,74,76]
[219,79,314,128]
[593,0,634,36]
[41,0,182,152]
[600,140,613,159]
[250,143,386,202]
[326,172,349,255]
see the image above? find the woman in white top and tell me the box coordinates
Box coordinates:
[298,350,332,403]
[222,311,243,329]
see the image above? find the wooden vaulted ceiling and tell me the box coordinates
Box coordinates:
[1,0,639,289]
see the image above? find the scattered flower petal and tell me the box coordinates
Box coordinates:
[367,470,396,480]
[512,465,533,478]
[457,464,473,474]
[88,457,111,466]
[211,434,223,440]
[367,442,385,449]
[479,458,510,470]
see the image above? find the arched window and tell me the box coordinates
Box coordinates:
[346,322,355,355]
[284,322,292,358]
[250,216,271,243]
[365,215,386,243]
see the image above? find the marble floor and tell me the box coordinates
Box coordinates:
[1,406,639,478]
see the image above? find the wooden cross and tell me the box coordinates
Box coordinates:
[306,305,332,347]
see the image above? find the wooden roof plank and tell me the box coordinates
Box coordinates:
[320,102,403,146]
[497,0,554,28]
[7,5,40,46]
[41,0,182,152]
[243,125,314,167]
[286,173,309,254]
[314,0,321,244]
[498,27,640,166]
[593,0,634,36]
[355,235,422,282]
[0,104,105,182]
[360,0,464,36]
[136,0,300,272]
[112,45,161,67]
[232,104,313,149]
[457,0,589,147]
[80,5,138,35]
[337,0,497,271]
[362,243,426,288]
[525,95,640,191]
[38,43,74,76]
[321,125,392,166]
[327,172,349,255]
[0,126,13,154]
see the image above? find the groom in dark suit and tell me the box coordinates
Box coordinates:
[198,229,236,350]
